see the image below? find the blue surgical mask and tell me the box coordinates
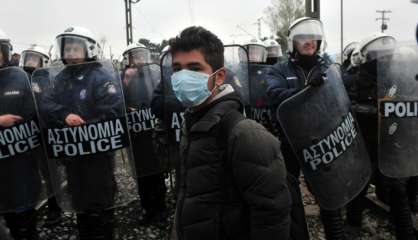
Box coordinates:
[171,69,219,107]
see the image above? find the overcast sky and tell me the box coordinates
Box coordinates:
[1,0,417,59]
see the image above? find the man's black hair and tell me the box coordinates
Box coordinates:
[169,26,224,71]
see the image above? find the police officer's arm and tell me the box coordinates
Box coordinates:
[229,121,291,240]
[93,75,124,118]
[265,65,298,109]
[40,84,72,124]
[20,86,37,120]
[151,82,165,119]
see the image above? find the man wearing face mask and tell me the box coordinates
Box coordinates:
[170,26,291,240]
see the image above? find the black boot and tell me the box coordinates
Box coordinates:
[77,209,114,240]
[384,178,416,240]
[407,177,418,213]
[320,208,346,240]
[346,186,368,228]
[4,209,39,240]
[390,194,416,240]
[45,197,62,226]
[138,174,168,225]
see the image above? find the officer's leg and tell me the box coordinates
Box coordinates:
[39,156,62,225]
[4,209,38,240]
[380,174,415,240]
[68,155,116,239]
[138,173,167,224]
[281,141,310,240]
[407,176,418,213]
[77,209,114,240]
[320,208,345,240]
[287,174,310,240]
[281,141,300,178]
[346,185,369,227]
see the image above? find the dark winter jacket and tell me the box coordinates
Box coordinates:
[40,62,123,126]
[176,89,291,240]
[265,56,330,111]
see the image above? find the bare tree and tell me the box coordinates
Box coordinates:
[264,0,305,52]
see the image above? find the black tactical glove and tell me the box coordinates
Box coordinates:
[307,73,325,87]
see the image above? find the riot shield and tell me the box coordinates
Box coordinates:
[377,44,418,178]
[224,45,250,106]
[32,60,137,211]
[161,52,185,144]
[123,64,161,177]
[248,63,276,132]
[0,67,46,213]
[277,64,371,210]
[160,52,185,178]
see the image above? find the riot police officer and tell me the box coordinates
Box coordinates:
[264,39,284,65]
[20,44,64,225]
[20,45,50,75]
[0,29,44,240]
[349,34,416,240]
[341,42,360,101]
[122,43,168,224]
[242,39,268,64]
[265,17,336,240]
[39,26,125,240]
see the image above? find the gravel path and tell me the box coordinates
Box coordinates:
[1,175,415,239]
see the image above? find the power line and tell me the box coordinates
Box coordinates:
[254,18,262,40]
[13,42,51,48]
[236,25,257,40]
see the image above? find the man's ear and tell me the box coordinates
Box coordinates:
[214,68,226,87]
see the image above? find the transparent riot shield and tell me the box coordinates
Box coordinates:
[122,63,162,177]
[248,63,276,132]
[0,67,46,213]
[277,64,372,210]
[32,60,137,211]
[224,45,250,107]
[377,44,418,178]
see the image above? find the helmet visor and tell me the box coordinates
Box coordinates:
[124,48,151,66]
[21,51,43,68]
[55,35,92,63]
[362,37,396,63]
[247,45,267,63]
[289,20,324,43]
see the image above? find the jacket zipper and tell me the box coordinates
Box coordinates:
[296,64,319,86]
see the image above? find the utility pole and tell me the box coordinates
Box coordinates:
[306,0,320,19]
[376,10,392,33]
[124,0,141,46]
[341,0,344,63]
[256,18,262,40]
[109,46,113,61]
